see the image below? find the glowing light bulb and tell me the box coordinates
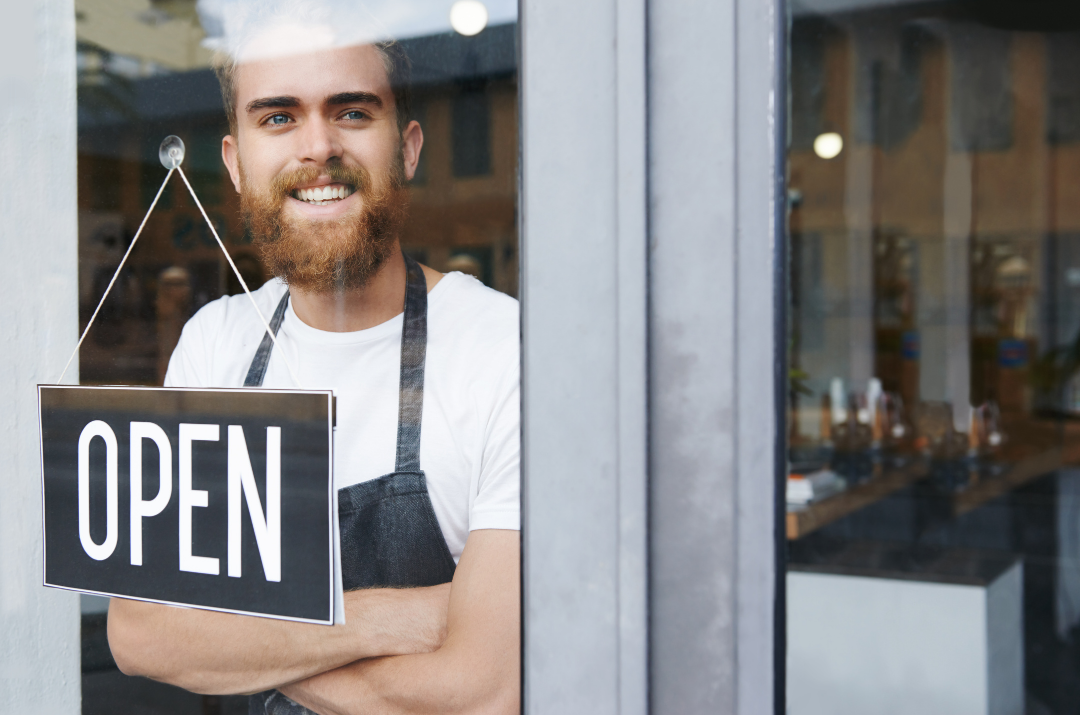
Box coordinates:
[159,135,185,169]
[450,0,488,36]
[813,132,843,160]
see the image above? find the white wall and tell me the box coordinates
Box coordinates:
[788,565,1024,715]
[0,0,81,711]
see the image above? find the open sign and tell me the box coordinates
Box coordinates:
[38,385,335,624]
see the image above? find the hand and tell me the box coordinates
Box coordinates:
[343,582,450,656]
[277,531,519,715]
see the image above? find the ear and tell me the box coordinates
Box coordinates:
[222,134,242,193]
[401,120,424,181]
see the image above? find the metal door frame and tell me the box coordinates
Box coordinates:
[520,0,787,712]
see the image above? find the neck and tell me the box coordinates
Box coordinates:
[289,245,409,333]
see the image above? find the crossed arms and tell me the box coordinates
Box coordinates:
[108,528,519,715]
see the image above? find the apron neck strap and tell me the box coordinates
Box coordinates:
[241,253,429,472]
[395,252,428,472]
[243,290,291,387]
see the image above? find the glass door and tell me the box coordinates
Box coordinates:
[787,1,1080,712]
[74,1,518,711]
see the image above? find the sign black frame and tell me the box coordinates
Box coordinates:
[38,384,336,625]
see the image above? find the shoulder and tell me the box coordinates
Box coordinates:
[184,278,289,343]
[427,273,519,401]
[429,272,519,354]
[166,279,288,387]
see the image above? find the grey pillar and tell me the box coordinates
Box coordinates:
[649,0,783,712]
[520,0,648,712]
[521,0,783,711]
[0,0,81,711]
[944,153,973,430]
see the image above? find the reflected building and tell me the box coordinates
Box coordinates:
[789,14,1080,438]
[76,6,517,385]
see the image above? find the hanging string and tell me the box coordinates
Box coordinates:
[55,168,174,385]
[175,166,302,388]
[55,159,302,388]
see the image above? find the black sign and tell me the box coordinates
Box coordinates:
[38,385,335,624]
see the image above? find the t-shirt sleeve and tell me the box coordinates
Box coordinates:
[469,342,520,531]
[163,307,215,388]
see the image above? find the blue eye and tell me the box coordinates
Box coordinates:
[345,110,367,121]
[267,114,290,125]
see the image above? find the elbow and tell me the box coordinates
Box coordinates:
[487,676,520,715]
[107,602,156,678]
[452,685,518,715]
[106,601,249,695]
[444,658,519,715]
[107,600,192,687]
[475,685,518,715]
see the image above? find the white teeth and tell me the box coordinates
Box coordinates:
[295,185,354,204]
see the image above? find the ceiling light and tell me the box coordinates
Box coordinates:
[813,132,843,160]
[450,0,488,36]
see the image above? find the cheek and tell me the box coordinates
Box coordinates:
[351,129,401,167]
[363,143,406,186]
[239,159,284,196]
[237,134,291,184]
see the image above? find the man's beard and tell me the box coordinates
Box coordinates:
[240,157,409,293]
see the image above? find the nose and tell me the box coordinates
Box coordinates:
[297,116,343,165]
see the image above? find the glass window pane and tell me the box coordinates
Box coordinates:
[787,3,1080,712]
[75,2,518,712]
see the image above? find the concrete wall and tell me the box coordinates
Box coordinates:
[0,0,82,711]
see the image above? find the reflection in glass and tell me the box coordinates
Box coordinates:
[76,0,518,387]
[788,2,1080,712]
[75,1,517,712]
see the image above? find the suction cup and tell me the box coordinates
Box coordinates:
[159,135,185,169]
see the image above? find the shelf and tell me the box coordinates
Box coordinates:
[786,460,928,540]
[953,448,1063,517]
[787,419,1080,541]
[951,418,1072,516]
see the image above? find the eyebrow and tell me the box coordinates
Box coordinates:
[245,92,384,116]
[325,91,383,108]
[246,96,300,114]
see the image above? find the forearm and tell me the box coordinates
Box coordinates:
[281,640,519,715]
[282,530,521,715]
[107,585,449,695]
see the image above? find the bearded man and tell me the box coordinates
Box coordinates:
[106,31,521,715]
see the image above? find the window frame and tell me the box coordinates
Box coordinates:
[519,0,786,712]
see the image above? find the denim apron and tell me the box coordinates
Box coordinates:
[247,254,457,715]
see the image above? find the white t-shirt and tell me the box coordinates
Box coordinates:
[164,271,520,563]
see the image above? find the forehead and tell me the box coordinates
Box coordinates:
[233,44,392,111]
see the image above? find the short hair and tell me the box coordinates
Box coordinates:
[213,40,413,137]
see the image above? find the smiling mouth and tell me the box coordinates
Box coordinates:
[292,184,355,206]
